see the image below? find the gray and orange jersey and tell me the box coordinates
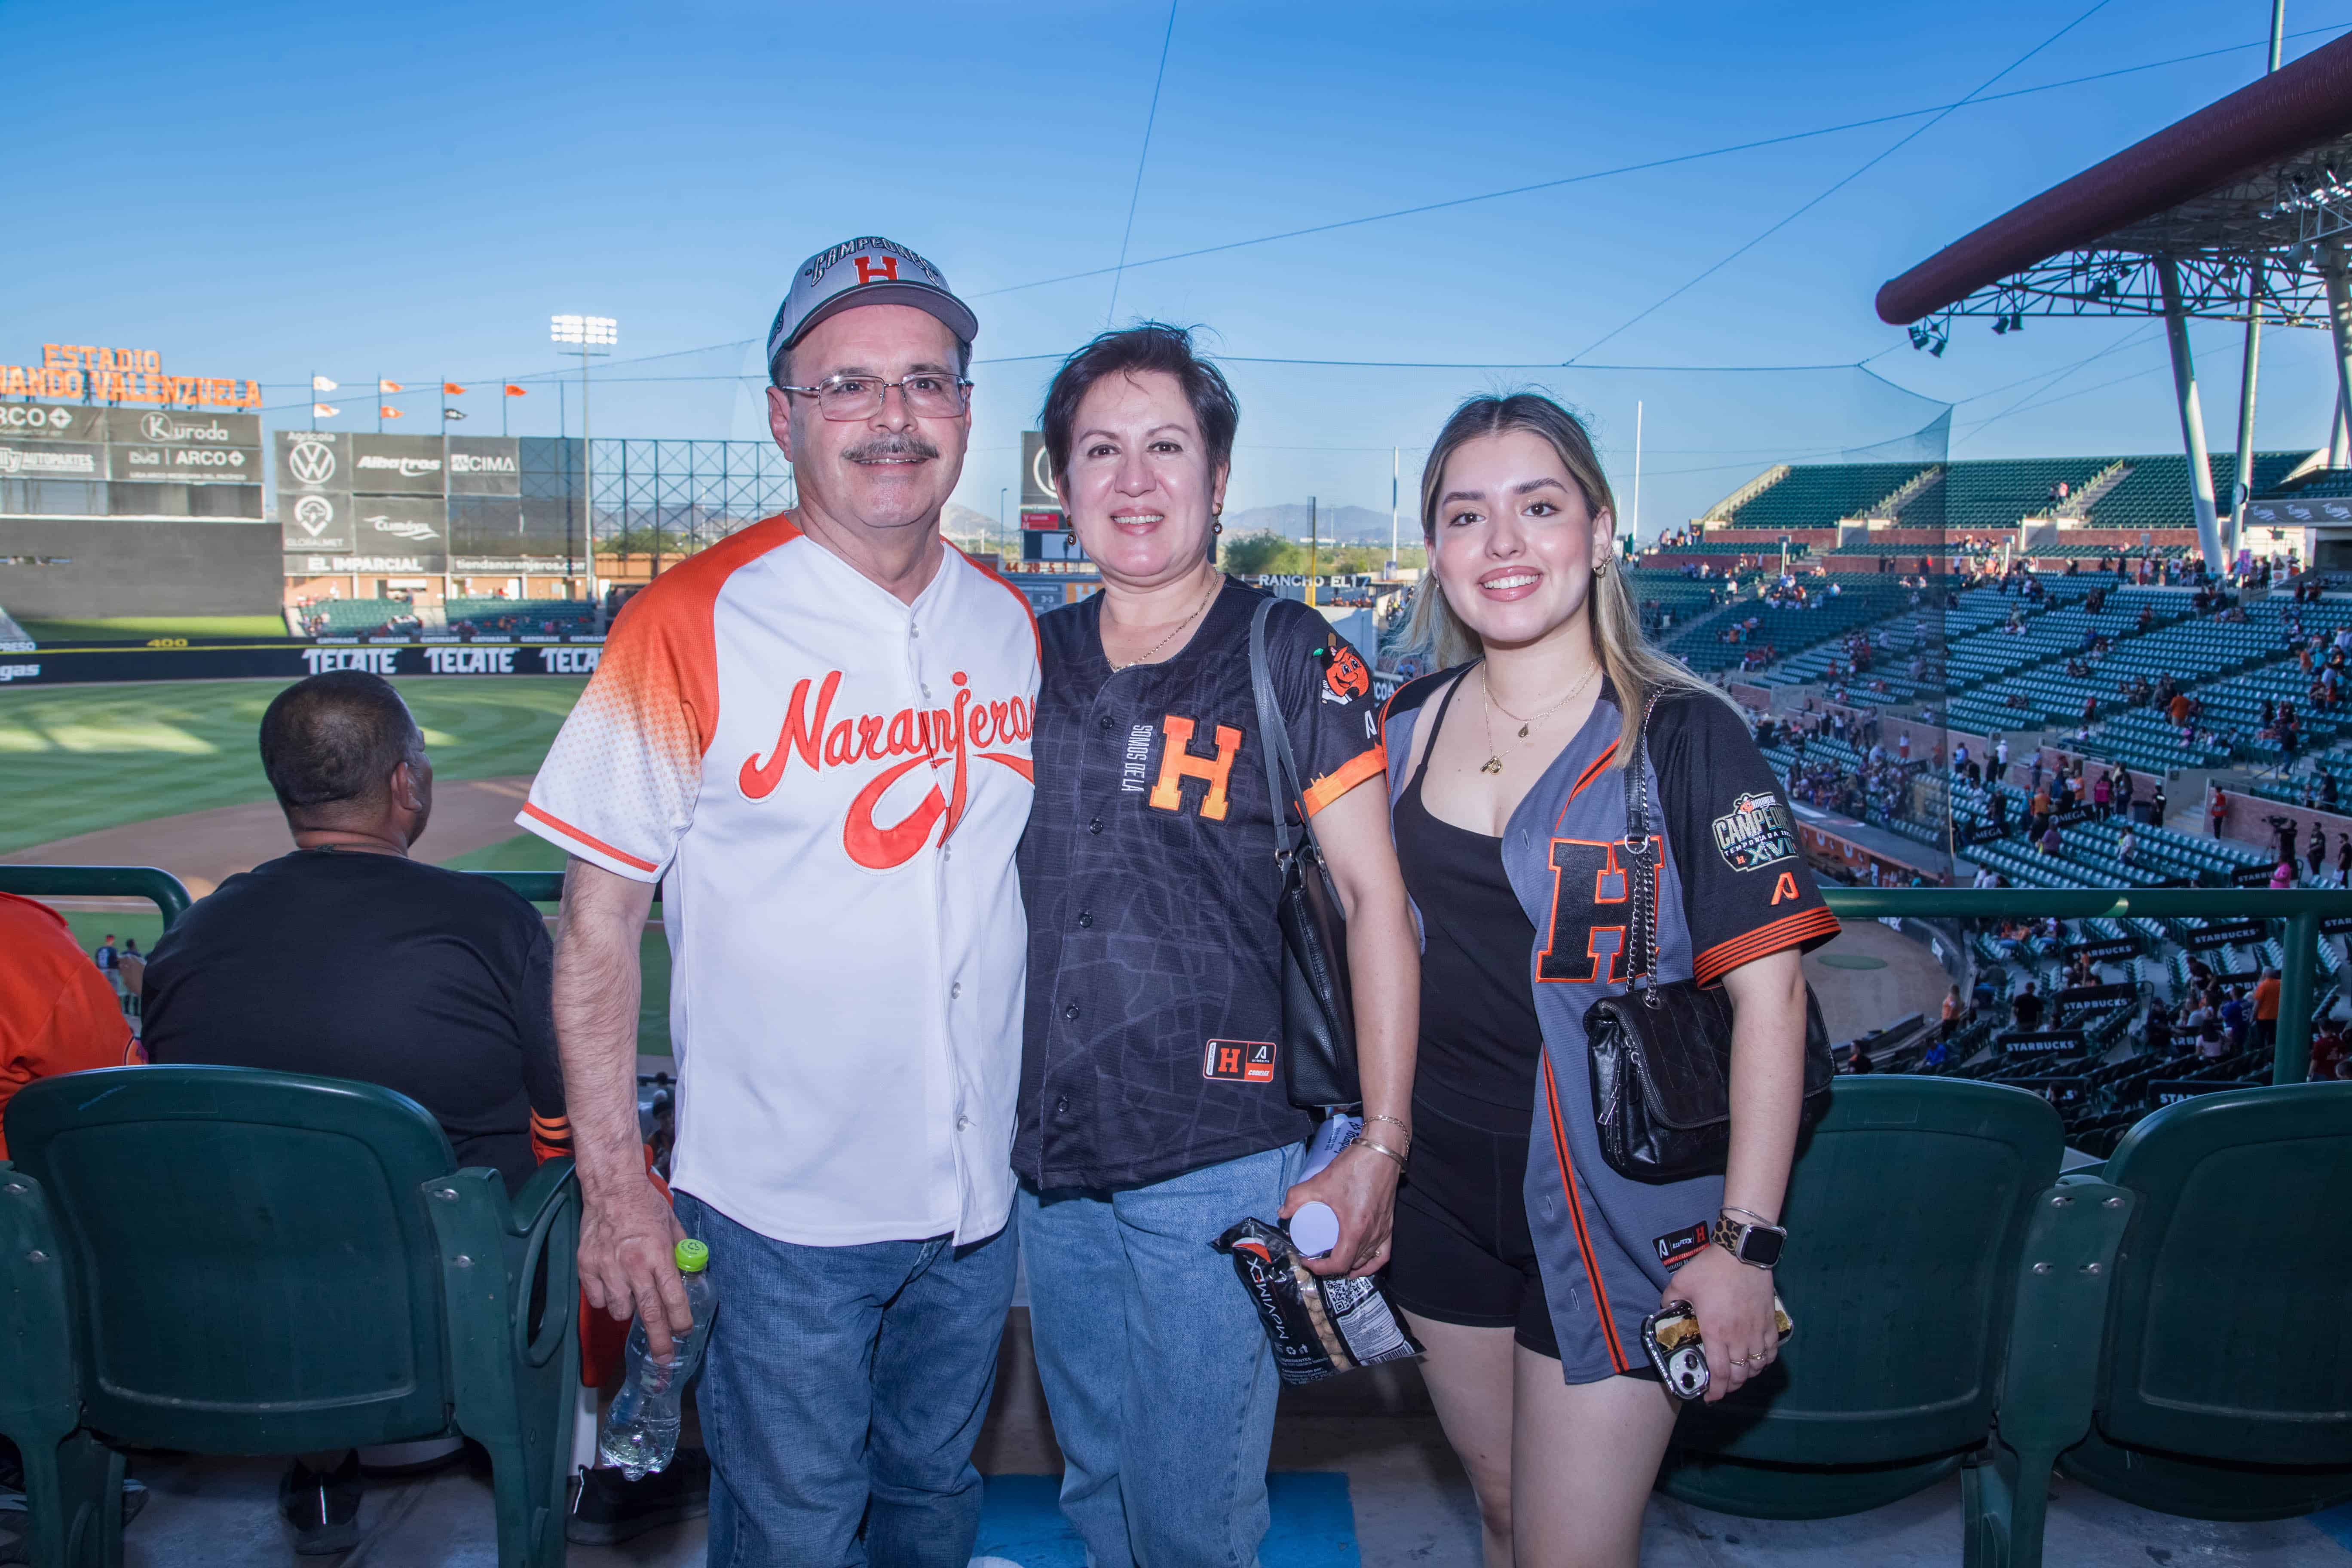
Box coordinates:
[1383,671,1837,1383]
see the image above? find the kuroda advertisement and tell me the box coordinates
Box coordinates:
[0,637,604,687]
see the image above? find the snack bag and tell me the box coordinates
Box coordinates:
[1212,1217,1422,1385]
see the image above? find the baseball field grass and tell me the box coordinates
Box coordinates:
[0,676,587,854]
[16,615,295,643]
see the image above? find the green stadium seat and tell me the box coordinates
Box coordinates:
[1657,1077,2116,1546]
[0,1066,579,1568]
[2054,1081,2352,1521]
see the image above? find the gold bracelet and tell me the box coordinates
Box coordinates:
[1366,1112,1411,1145]
[1353,1135,1409,1170]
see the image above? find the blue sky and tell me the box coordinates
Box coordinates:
[9,0,2350,533]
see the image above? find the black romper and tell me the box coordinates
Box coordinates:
[1385,675,1563,1359]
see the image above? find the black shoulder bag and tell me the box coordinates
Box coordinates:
[1582,694,1832,1183]
[1247,597,1361,1110]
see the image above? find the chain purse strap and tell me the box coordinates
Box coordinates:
[1620,692,1663,1009]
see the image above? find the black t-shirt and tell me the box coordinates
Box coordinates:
[143,848,568,1193]
[1014,581,1386,1190]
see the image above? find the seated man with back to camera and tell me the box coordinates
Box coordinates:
[138,671,637,1556]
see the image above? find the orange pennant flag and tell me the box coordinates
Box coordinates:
[443,382,466,395]
[503,384,527,396]
[380,406,404,419]
[378,380,403,394]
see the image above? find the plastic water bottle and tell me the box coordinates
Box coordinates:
[1286,1114,1363,1258]
[597,1238,715,1480]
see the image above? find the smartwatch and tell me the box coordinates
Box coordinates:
[1711,1211,1787,1269]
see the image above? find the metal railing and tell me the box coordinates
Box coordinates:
[8,870,2343,1084]
[0,865,193,926]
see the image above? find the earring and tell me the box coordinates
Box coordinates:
[1213,521,1223,535]
[1595,559,1610,576]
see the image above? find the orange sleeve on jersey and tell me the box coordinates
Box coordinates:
[578,512,801,768]
[1302,745,1387,817]
[0,894,135,1159]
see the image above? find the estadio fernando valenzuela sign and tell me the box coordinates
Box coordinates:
[1,342,261,408]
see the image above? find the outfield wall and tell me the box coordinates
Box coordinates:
[0,515,281,619]
[0,636,603,687]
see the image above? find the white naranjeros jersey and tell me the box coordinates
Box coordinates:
[520,516,1039,1246]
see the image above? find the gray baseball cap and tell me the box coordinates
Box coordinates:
[767,237,979,378]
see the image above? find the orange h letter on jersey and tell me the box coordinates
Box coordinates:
[1150,715,1241,821]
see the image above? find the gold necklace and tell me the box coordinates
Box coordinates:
[1479,661,1601,775]
[1107,573,1222,673]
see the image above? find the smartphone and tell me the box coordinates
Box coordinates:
[1639,1298,1795,1400]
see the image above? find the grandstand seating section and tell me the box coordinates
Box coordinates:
[300,599,417,634]
[1712,462,1931,531]
[1896,456,2117,534]
[444,597,596,634]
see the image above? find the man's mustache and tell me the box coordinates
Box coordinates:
[842,434,940,464]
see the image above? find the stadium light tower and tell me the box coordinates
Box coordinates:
[550,315,616,601]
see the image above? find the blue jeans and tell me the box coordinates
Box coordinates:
[673,1192,1017,1568]
[1017,1142,1305,1568]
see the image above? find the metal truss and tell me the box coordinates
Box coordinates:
[1932,133,2352,329]
[586,438,796,557]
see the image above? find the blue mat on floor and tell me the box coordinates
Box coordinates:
[973,1473,1359,1567]
[2314,1501,2352,1553]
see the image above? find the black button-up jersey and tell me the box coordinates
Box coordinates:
[1014,579,1387,1191]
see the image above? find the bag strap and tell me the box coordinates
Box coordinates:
[1620,691,1663,1003]
[1248,597,1308,861]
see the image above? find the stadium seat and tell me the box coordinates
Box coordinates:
[2053,1081,2352,1521]
[0,1066,579,1568]
[1658,1076,2118,1551]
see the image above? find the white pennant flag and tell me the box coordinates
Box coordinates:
[312,376,338,392]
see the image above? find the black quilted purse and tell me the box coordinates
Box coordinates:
[1583,695,1832,1183]
[1247,598,1360,1111]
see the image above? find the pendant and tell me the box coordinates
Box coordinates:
[1482,755,1505,775]
[1517,723,1531,738]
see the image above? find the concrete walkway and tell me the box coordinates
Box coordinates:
[67,1313,2352,1566]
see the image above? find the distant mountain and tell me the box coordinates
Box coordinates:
[1224,502,1402,545]
[940,502,998,542]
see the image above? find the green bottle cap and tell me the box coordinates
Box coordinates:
[675,1239,710,1273]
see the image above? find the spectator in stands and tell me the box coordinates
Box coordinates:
[1845,1043,1875,1075]
[2117,824,2138,866]
[90,932,122,1008]
[2144,1005,2174,1058]
[2312,1021,2348,1079]
[0,894,142,1158]
[2040,821,2063,858]
[2220,988,2250,1055]
[2012,982,2045,1031]
[2309,827,2328,884]
[1940,985,1963,1042]
[142,671,576,1554]
[2251,968,2281,1055]
[2338,831,2352,887]
[116,938,145,1023]
[2110,765,2134,821]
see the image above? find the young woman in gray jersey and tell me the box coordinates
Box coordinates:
[1381,395,1836,1568]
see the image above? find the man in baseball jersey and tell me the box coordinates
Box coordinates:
[522,238,1038,1567]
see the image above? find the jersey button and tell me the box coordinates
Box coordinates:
[1077,911,1093,928]
[1055,1096,1071,1115]
[1087,817,1102,834]
[1098,715,1115,731]
[950,982,963,999]
[1063,1003,1080,1020]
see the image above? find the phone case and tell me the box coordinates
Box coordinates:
[1640,1297,1795,1400]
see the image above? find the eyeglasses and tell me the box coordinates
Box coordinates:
[778,371,972,421]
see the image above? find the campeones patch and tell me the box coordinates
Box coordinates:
[1712,791,1798,872]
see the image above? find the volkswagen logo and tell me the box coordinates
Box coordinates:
[287,438,336,485]
[294,495,336,536]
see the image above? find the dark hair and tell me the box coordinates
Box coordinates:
[1038,323,1238,487]
[259,671,424,812]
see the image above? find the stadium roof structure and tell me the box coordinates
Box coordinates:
[1874,28,2352,571]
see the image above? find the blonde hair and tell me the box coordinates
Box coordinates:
[1404,393,1724,764]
